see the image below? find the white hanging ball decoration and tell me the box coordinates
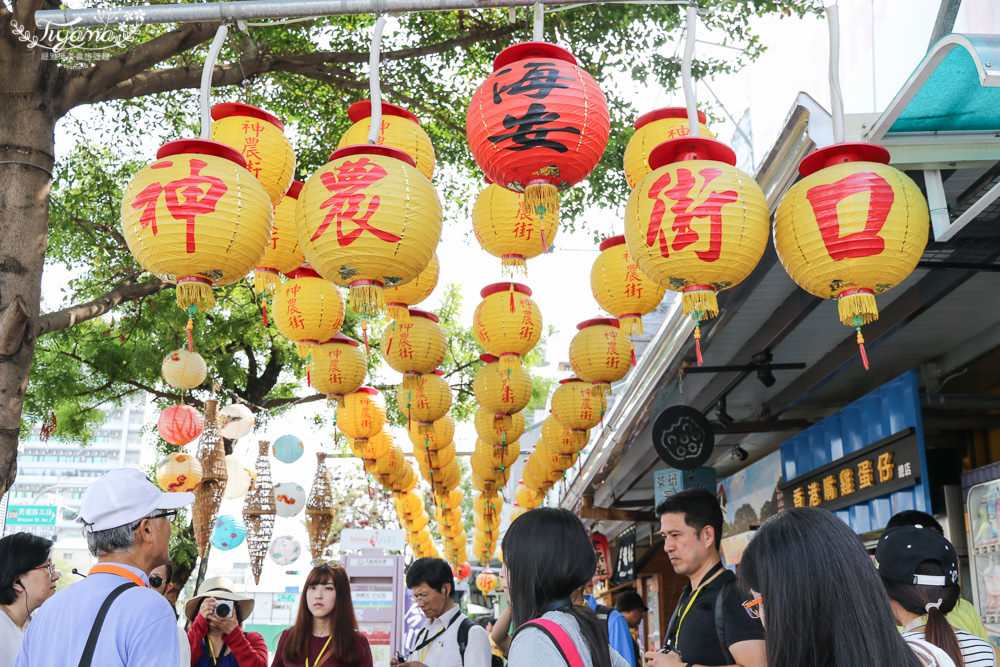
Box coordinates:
[161,349,207,390]
[223,455,253,499]
[217,403,255,440]
[273,481,306,517]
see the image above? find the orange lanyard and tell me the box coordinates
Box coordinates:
[88,564,147,587]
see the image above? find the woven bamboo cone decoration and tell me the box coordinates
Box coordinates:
[193,400,227,558]
[243,440,276,585]
[305,452,336,563]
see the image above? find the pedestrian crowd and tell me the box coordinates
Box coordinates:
[0,469,996,667]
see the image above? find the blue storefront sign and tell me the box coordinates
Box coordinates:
[653,467,716,509]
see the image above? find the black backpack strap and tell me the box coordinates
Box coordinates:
[593,603,614,621]
[77,581,138,667]
[714,578,735,665]
[457,616,475,664]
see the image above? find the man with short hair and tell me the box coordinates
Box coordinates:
[615,590,647,667]
[17,468,193,666]
[645,488,765,667]
[392,557,491,667]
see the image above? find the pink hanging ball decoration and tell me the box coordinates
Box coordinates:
[158,404,204,446]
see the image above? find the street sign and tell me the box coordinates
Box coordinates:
[6,505,57,526]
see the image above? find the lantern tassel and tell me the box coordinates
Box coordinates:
[493,413,513,432]
[362,318,369,356]
[185,305,198,353]
[253,269,280,296]
[402,372,420,391]
[838,290,879,327]
[499,353,521,374]
[306,354,312,387]
[694,324,703,366]
[620,315,644,337]
[508,283,515,313]
[523,182,559,224]
[856,327,870,370]
[630,347,637,366]
[540,227,549,254]
[176,278,215,312]
[349,282,385,318]
[261,299,269,327]
[386,304,410,322]
[682,288,719,320]
[501,255,528,277]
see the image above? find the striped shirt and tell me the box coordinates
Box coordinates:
[903,629,997,667]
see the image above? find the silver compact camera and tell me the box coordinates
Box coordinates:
[214,600,233,618]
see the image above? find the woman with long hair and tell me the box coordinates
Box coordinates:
[272,563,373,667]
[0,532,59,667]
[502,507,629,667]
[739,508,926,667]
[877,525,996,667]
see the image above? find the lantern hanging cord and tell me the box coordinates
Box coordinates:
[367,15,388,144]
[681,2,699,135]
[532,0,543,41]
[200,22,231,140]
[826,2,845,143]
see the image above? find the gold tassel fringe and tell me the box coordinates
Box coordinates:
[619,316,644,337]
[253,269,280,296]
[838,292,879,327]
[176,282,215,312]
[570,429,589,451]
[350,283,385,317]
[493,413,513,432]
[297,342,314,359]
[402,373,421,391]
[501,256,528,277]
[386,304,410,322]
[591,382,611,398]
[682,289,719,320]
[523,183,559,221]
[499,354,522,375]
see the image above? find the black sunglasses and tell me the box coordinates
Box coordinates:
[149,510,179,521]
[149,574,164,588]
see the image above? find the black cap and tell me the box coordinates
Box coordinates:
[615,590,648,612]
[874,525,959,587]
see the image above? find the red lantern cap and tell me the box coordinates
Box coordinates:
[210,102,285,131]
[480,282,532,298]
[348,100,421,125]
[633,107,708,130]
[286,265,323,280]
[285,180,304,199]
[355,387,380,396]
[407,308,440,323]
[433,369,445,376]
[577,318,619,330]
[798,142,891,178]
[329,144,417,168]
[156,139,247,169]
[479,353,499,364]
[493,41,577,70]
[559,377,583,384]
[598,235,626,251]
[648,137,736,170]
[321,333,360,347]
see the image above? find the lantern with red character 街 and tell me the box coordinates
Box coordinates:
[473,282,542,374]
[590,235,666,337]
[774,143,928,369]
[569,318,634,396]
[466,42,610,221]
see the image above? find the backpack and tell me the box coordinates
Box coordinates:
[457,616,505,667]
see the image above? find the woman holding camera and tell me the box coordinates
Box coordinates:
[185,577,268,667]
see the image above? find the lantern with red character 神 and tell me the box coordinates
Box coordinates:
[569,318,633,396]
[774,143,929,369]
[473,282,542,374]
[466,42,610,222]
[623,138,769,364]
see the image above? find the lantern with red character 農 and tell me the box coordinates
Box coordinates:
[473,282,542,374]
[466,42,610,221]
[590,235,666,337]
[774,143,928,369]
[623,107,715,190]
[568,318,633,396]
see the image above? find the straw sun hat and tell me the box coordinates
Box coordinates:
[184,576,255,623]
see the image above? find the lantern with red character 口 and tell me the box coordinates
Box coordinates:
[466,42,610,222]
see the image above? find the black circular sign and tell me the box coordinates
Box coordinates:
[651,405,714,470]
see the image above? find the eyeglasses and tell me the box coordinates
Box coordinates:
[149,510,178,521]
[743,597,762,619]
[32,562,57,577]
[412,590,440,604]
[149,574,164,589]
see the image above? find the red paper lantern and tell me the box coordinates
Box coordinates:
[466,42,610,220]
[157,404,204,446]
[590,532,611,583]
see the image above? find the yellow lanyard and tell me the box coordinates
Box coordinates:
[206,637,220,666]
[674,565,726,649]
[306,635,333,667]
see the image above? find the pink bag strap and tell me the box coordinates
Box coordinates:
[521,618,586,667]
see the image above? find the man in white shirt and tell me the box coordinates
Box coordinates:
[392,558,491,667]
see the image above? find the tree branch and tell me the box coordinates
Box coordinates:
[262,393,325,409]
[37,276,169,336]
[40,346,190,404]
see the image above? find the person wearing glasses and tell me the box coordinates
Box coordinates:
[0,532,60,666]
[739,508,928,667]
[272,562,373,667]
[16,468,193,667]
[148,562,192,667]
[391,557,491,667]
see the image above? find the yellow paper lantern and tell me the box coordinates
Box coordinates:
[474,530,498,563]
[365,446,407,486]
[536,438,579,472]
[624,138,769,363]
[393,490,424,518]
[414,442,456,470]
[591,235,666,337]
[774,143,929,369]
[387,463,418,493]
[436,489,464,512]
[404,511,430,534]
[337,101,436,180]
[407,529,432,551]
[383,253,440,321]
[161,348,207,390]
[297,145,442,316]
[425,460,460,495]
[473,354,532,425]
[155,452,203,492]
[540,416,583,455]
[407,415,455,452]
[254,180,306,295]
[472,282,542,374]
[550,378,603,449]
[522,454,560,489]
[121,139,273,313]
[397,369,452,431]
[472,464,510,494]
[381,309,447,391]
[336,387,386,441]
[475,408,525,447]
[350,429,392,461]
[475,570,499,594]
[473,492,501,519]
[624,108,715,189]
[272,266,345,358]
[473,438,520,470]
[472,184,558,274]
[308,334,366,402]
[568,318,633,396]
[515,483,545,509]
[210,103,295,205]
[509,506,530,522]
[474,512,500,534]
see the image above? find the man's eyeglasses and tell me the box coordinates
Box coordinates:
[149,574,164,589]
[743,597,762,619]
[149,510,179,521]
[412,590,439,604]
[32,562,57,577]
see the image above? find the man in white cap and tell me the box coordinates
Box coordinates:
[16,468,194,666]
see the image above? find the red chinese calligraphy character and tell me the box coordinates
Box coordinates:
[645,168,738,263]
[132,183,165,235]
[158,159,228,253]
[242,121,265,138]
[805,172,893,260]
[313,158,399,246]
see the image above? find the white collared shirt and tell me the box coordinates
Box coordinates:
[412,606,492,667]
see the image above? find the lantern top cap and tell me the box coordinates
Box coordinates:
[321,333,360,347]
[348,100,421,125]
[559,377,584,385]
[634,107,708,130]
[493,41,577,70]
[479,353,499,364]
[329,144,417,168]
[210,102,285,131]
[598,235,626,251]
[355,387,380,396]
[156,139,247,169]
[798,142,891,177]
[432,369,445,376]
[648,137,736,169]
[480,282,532,298]
[577,317,620,330]
[407,308,440,323]
[285,181,304,199]
[286,265,323,280]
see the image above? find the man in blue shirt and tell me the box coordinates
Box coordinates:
[575,589,637,667]
[17,468,193,666]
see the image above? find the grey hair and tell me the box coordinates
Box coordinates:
[85,510,159,557]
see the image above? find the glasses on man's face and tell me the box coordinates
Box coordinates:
[412,589,439,604]
[743,597,762,619]
[33,562,57,577]
[149,510,178,521]
[149,574,164,589]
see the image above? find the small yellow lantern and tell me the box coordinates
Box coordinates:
[473,353,532,428]
[536,437,579,472]
[383,253,440,321]
[550,378,604,448]
[336,387,386,442]
[540,416,583,455]
[393,490,424,518]
[403,509,430,534]
[568,318,633,396]
[407,415,455,452]
[624,108,714,189]
[210,103,295,205]
[472,184,559,274]
[436,489,464,513]
[515,482,545,509]
[414,442,456,470]
[473,282,542,374]
[254,181,306,296]
[472,461,510,495]
[474,408,525,447]
[473,438,520,470]
[156,452,203,492]
[591,235,666,337]
[386,463,418,494]
[474,531,498,564]
[161,348,207,390]
[381,309,447,390]
[337,101,436,180]
[309,334,366,403]
[397,369,452,432]
[473,492,501,521]
[350,429,392,461]
[297,145,442,316]
[475,570,499,594]
[273,266,345,359]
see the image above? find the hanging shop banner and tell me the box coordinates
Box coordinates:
[653,467,717,509]
[612,526,636,585]
[651,405,714,470]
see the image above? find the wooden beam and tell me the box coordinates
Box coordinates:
[580,495,657,523]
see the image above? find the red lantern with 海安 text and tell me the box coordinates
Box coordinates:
[466,42,610,222]
[773,143,929,369]
[623,138,769,364]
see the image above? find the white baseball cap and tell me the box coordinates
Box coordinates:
[78,468,195,532]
